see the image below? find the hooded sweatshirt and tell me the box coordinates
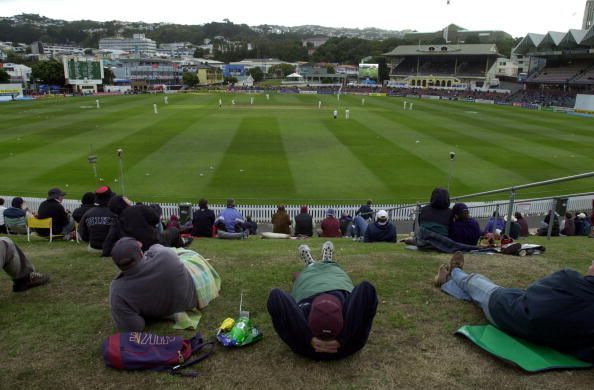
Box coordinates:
[364,220,397,243]
[419,188,452,236]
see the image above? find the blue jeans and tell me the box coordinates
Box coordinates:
[353,216,369,238]
[450,268,501,324]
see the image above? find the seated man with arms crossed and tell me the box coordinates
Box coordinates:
[267,242,378,360]
[435,252,594,362]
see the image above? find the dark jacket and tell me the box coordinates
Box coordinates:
[3,207,26,219]
[72,204,94,223]
[79,206,116,249]
[364,221,397,243]
[102,205,159,256]
[449,218,481,245]
[419,188,452,236]
[356,205,373,221]
[191,208,215,237]
[517,218,530,237]
[561,217,575,236]
[37,199,70,236]
[294,213,313,237]
[503,221,521,240]
[489,270,594,361]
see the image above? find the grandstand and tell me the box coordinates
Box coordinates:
[383,44,502,90]
[514,25,594,96]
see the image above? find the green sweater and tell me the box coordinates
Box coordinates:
[291,262,354,303]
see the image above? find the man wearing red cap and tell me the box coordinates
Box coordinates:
[267,242,378,360]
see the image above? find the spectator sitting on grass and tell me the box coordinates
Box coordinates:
[37,188,75,239]
[419,188,453,237]
[536,212,560,236]
[294,206,313,237]
[79,186,117,253]
[109,237,220,331]
[575,213,591,236]
[244,215,258,236]
[191,198,215,238]
[355,199,374,222]
[483,211,505,235]
[217,198,245,233]
[435,252,594,362]
[267,242,378,360]
[1,237,49,293]
[561,212,575,236]
[364,210,396,243]
[0,198,7,234]
[72,192,95,223]
[319,208,341,238]
[272,205,291,234]
[514,212,530,237]
[339,212,353,237]
[502,214,521,240]
[449,203,481,246]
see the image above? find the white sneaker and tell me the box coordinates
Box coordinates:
[321,241,334,262]
[298,245,315,265]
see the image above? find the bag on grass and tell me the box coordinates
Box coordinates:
[102,331,214,376]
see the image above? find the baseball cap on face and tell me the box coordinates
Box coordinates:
[376,210,389,225]
[308,294,344,339]
[111,237,143,271]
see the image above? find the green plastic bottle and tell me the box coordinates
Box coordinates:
[230,317,252,344]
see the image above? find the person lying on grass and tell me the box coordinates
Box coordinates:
[435,252,594,362]
[267,241,378,360]
[109,237,220,331]
[1,237,49,293]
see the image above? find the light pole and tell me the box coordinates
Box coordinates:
[447,151,456,193]
[117,148,125,195]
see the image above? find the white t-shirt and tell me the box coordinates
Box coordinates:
[0,206,6,225]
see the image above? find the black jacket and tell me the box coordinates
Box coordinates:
[72,204,94,223]
[294,213,313,237]
[37,199,70,236]
[79,206,116,249]
[364,221,397,243]
[419,188,452,236]
[489,269,594,361]
[191,208,215,237]
[102,205,159,256]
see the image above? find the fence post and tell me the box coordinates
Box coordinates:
[504,188,516,236]
[546,199,557,240]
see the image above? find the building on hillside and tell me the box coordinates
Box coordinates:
[196,63,224,85]
[494,58,519,78]
[383,44,503,89]
[335,64,358,76]
[107,58,182,90]
[0,63,32,86]
[157,42,195,58]
[230,58,291,73]
[302,37,328,55]
[99,34,157,56]
[0,50,6,61]
[30,41,84,58]
[235,75,254,87]
[62,57,104,94]
[405,24,511,44]
[584,0,594,30]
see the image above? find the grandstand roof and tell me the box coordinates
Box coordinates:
[583,25,594,45]
[537,32,567,50]
[513,33,545,55]
[558,29,588,48]
[383,44,500,57]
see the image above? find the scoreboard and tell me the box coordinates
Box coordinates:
[63,57,104,85]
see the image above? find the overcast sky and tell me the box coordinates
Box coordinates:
[0,0,589,37]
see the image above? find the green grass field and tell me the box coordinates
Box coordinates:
[1,93,593,204]
[2,236,594,388]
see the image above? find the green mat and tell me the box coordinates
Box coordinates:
[456,325,592,372]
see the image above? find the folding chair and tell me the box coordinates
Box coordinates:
[5,217,27,235]
[27,216,56,242]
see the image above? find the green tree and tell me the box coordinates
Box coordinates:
[0,68,10,83]
[325,64,336,74]
[102,67,114,85]
[182,72,199,87]
[267,63,295,78]
[224,76,238,84]
[31,60,65,85]
[248,67,264,82]
[193,48,206,58]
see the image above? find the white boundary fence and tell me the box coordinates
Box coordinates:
[2,194,592,224]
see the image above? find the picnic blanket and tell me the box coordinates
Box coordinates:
[456,325,592,372]
[170,248,221,330]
